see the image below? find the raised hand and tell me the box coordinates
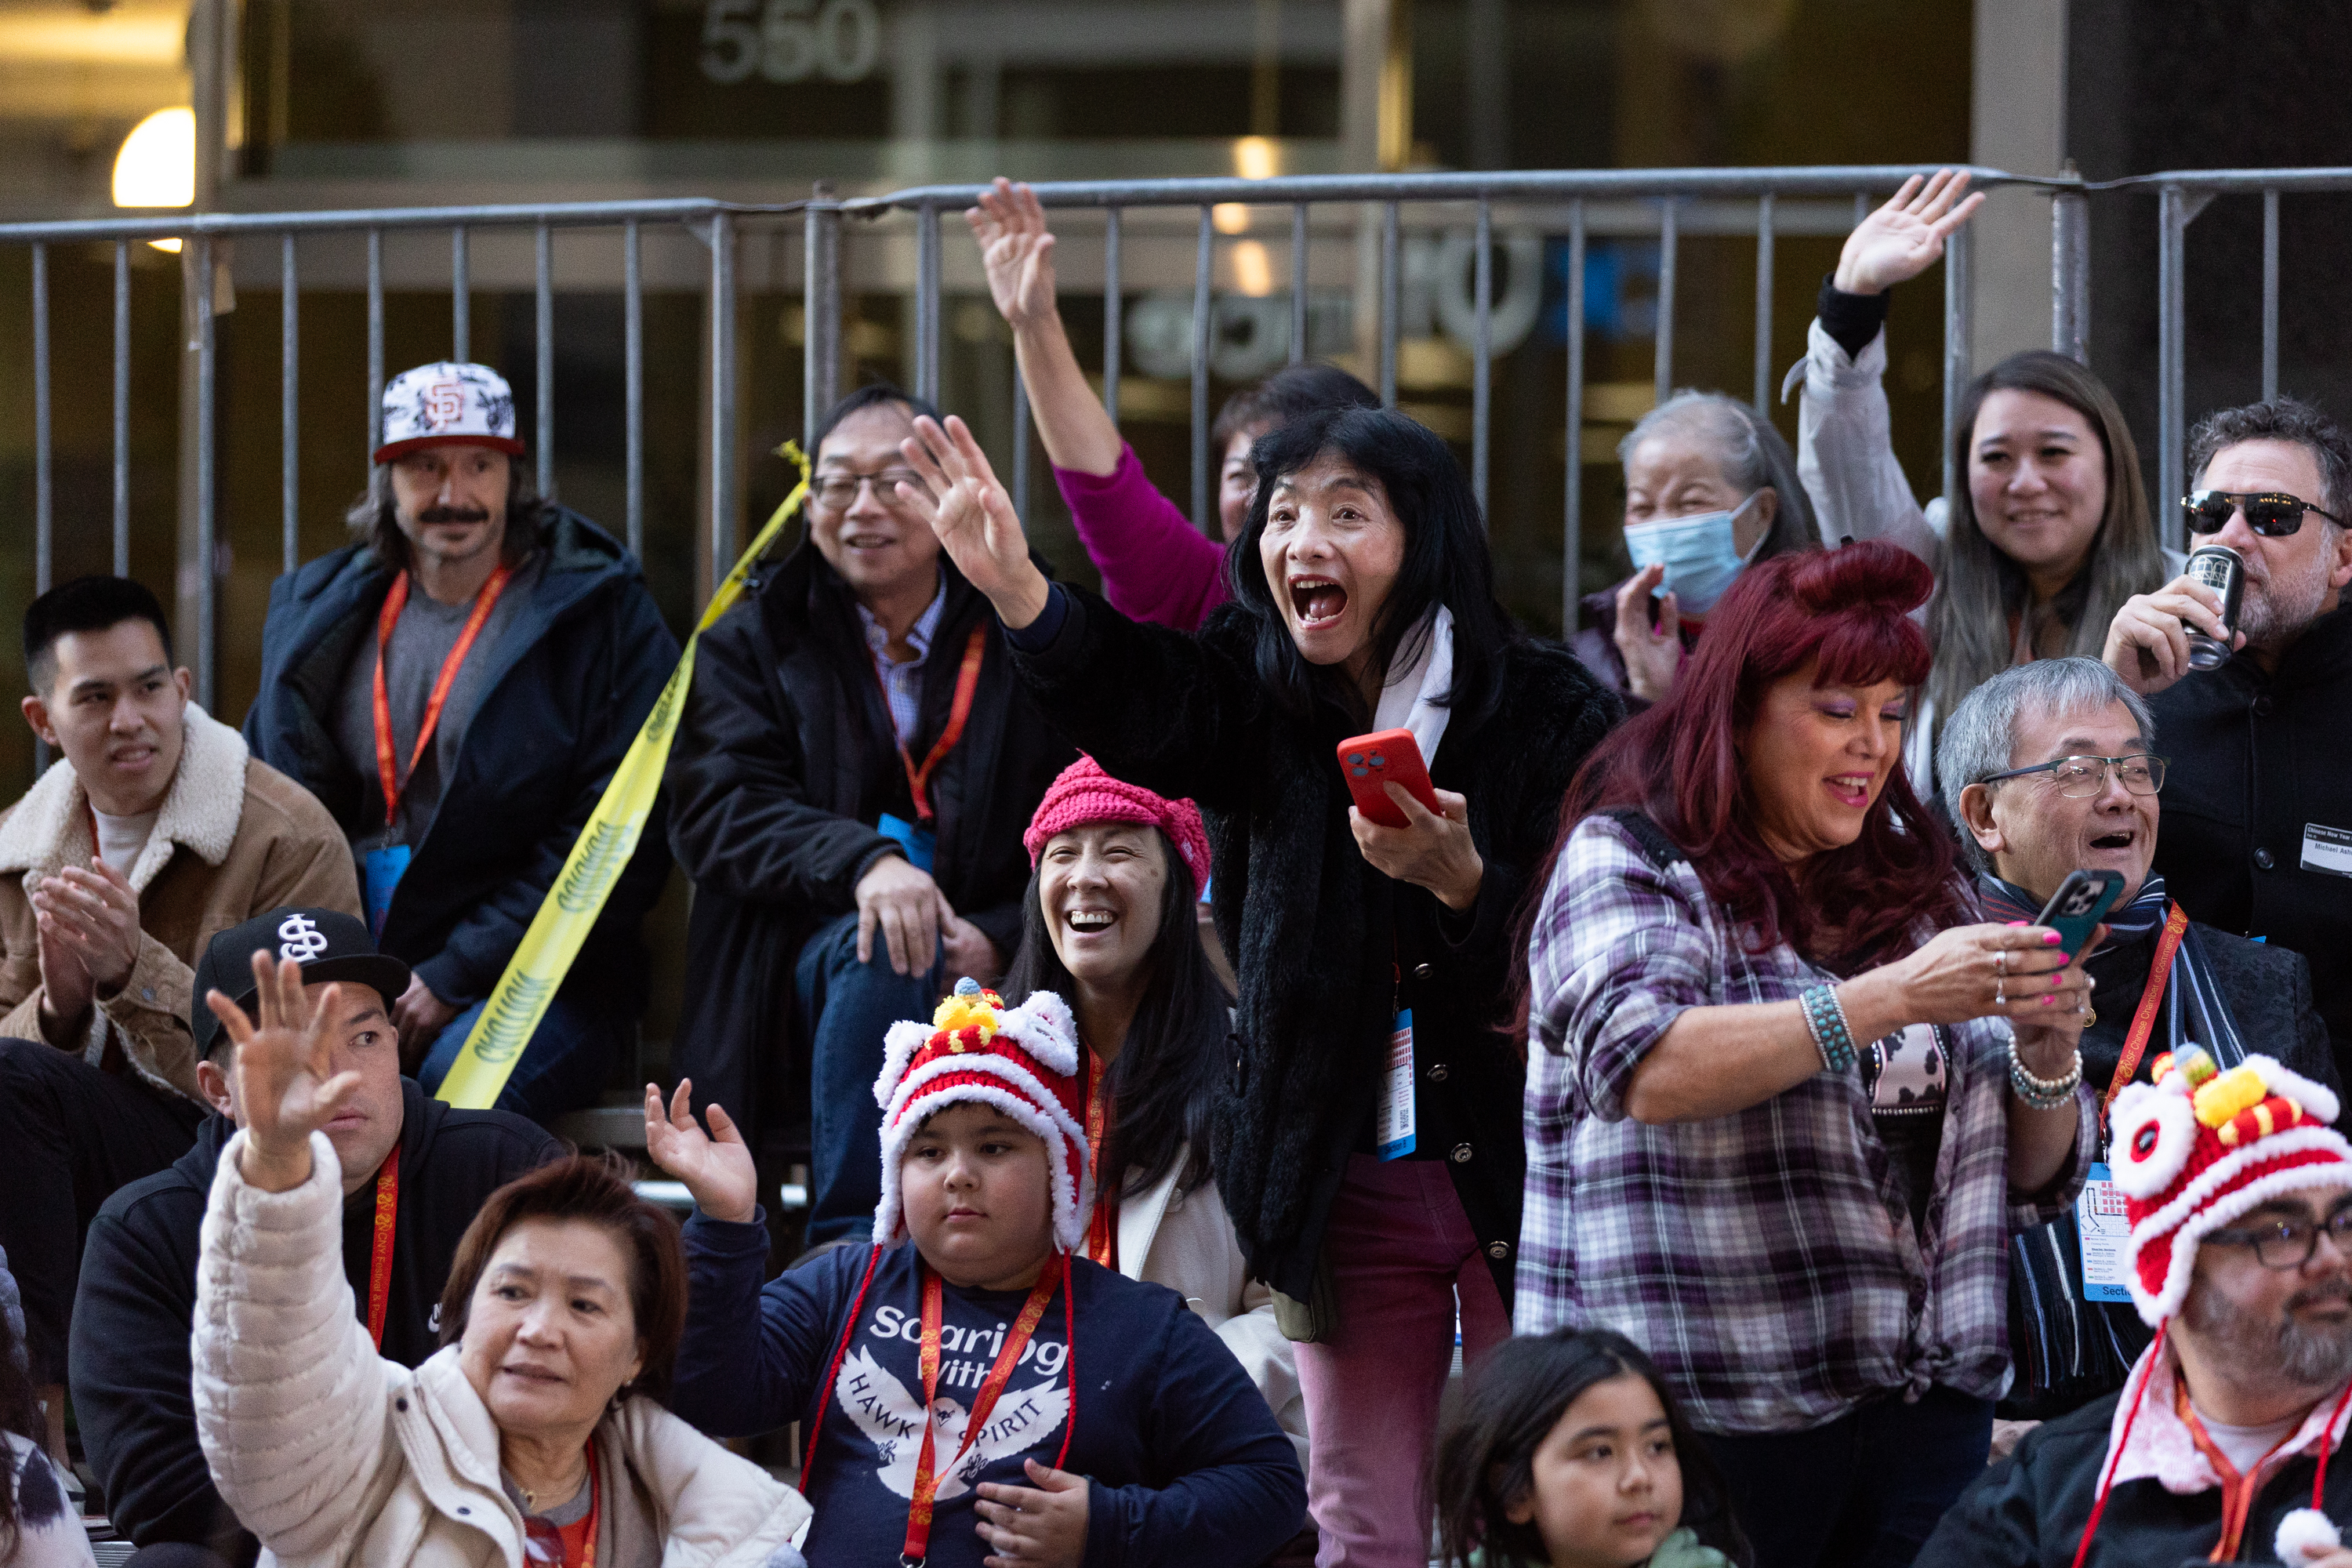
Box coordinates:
[898,415,1051,627]
[968,178,1061,333]
[1611,563,1683,702]
[209,952,358,1193]
[643,1080,758,1224]
[1833,169,1986,296]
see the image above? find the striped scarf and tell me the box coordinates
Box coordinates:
[1978,873,2245,1069]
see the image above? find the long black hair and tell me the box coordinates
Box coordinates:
[1000,826,1232,1199]
[0,1272,49,1556]
[1226,406,1518,729]
[1431,1328,1751,1568]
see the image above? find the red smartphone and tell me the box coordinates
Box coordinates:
[1338,728,1440,829]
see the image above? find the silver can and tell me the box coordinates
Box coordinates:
[2184,544,2245,670]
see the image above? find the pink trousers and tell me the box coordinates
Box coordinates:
[1294,1154,1512,1568]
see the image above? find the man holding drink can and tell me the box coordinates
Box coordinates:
[2102,396,2352,1073]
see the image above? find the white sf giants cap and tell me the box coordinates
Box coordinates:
[373,361,524,463]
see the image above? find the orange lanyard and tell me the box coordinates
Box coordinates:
[1083,1052,1118,1271]
[2102,903,2190,1127]
[575,1444,601,1568]
[874,624,986,823]
[902,1256,1063,1565]
[372,564,514,829]
[365,1143,400,1349]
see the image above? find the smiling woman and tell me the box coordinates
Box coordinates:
[1518,542,2098,1568]
[191,953,811,1568]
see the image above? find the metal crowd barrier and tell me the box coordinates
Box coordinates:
[4,162,2346,705]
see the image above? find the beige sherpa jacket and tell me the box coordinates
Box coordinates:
[0,703,358,1103]
[195,1131,813,1568]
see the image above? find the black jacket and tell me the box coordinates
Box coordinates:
[241,508,679,1013]
[2151,604,2352,1074]
[1918,1381,2352,1566]
[1008,587,1621,1307]
[68,1079,559,1556]
[663,542,1074,1142]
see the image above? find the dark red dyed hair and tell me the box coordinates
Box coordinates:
[1554,541,1962,967]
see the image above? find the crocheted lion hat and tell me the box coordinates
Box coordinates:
[870,978,1092,1254]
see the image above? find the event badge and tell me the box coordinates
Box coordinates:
[877,811,937,874]
[2074,1161,2133,1301]
[2301,824,2352,880]
[362,844,412,937]
[1377,1009,1417,1160]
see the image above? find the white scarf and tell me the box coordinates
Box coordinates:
[1372,605,1455,766]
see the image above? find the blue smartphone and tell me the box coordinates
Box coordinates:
[2033,868,2125,959]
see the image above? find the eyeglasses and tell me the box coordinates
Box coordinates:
[1978,753,2168,798]
[2207,1207,2352,1269]
[2182,489,2345,538]
[812,468,927,510]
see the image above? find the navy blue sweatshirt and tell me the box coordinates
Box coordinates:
[675,1215,1306,1568]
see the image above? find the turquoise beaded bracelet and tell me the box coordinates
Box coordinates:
[1800,983,1857,1073]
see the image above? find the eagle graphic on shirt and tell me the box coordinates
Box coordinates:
[833,1345,1072,1500]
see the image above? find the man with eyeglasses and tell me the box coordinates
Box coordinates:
[1939,659,2339,1432]
[2101,396,2352,1074]
[665,383,1072,1248]
[1919,1031,2352,1566]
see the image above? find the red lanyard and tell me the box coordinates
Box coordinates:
[874,624,987,823]
[2101,903,2190,1127]
[1083,1052,1118,1271]
[372,564,514,829]
[902,1256,1065,1565]
[365,1143,400,1349]
[574,1444,601,1568]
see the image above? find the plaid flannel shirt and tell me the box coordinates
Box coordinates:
[1515,814,2092,1436]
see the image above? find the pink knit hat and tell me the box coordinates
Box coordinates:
[1022,755,1211,895]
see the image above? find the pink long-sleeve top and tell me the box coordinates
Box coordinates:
[1054,444,1232,631]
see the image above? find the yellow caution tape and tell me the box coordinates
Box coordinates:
[436,445,812,1109]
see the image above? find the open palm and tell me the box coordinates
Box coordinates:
[898,415,1047,621]
[644,1079,757,1224]
[1834,169,1986,295]
[211,952,358,1188]
[968,177,1060,331]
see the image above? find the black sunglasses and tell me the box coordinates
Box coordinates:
[2182,489,2346,538]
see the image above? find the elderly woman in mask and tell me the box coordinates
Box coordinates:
[191,953,810,1568]
[1575,390,1819,706]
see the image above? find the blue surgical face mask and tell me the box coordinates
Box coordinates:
[1622,491,1766,615]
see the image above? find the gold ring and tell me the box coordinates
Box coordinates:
[2082,1006,2097,1028]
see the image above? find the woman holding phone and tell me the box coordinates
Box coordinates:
[897,405,1622,1567]
[1517,542,2096,1568]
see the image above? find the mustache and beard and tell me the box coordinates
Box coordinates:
[2183,1269,2352,1392]
[2234,535,2342,652]
[414,504,492,525]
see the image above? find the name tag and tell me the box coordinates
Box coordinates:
[362,844,412,937]
[1377,1009,1417,1160]
[2302,823,2352,880]
[2075,1162,2135,1301]
[877,811,937,874]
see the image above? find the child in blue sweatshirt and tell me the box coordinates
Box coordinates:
[651,981,1306,1568]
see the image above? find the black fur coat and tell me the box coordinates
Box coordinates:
[1010,586,1622,1306]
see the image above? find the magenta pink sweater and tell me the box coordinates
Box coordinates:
[1054,444,1231,631]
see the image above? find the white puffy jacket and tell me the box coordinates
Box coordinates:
[194,1131,813,1568]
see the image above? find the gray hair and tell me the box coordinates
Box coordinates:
[2188,394,2352,532]
[1936,657,2156,873]
[1617,390,1817,559]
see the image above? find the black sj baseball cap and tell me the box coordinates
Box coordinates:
[191,907,412,1060]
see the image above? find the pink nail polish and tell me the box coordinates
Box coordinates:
[2042,996,2055,1007]
[2005,920,2027,927]
[2043,931,2063,946]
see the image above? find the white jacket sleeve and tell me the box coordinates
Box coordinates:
[1795,317,1942,565]
[193,1131,395,1562]
[1218,1277,1308,1467]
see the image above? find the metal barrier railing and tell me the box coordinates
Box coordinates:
[5,162,2347,706]
[0,198,797,708]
